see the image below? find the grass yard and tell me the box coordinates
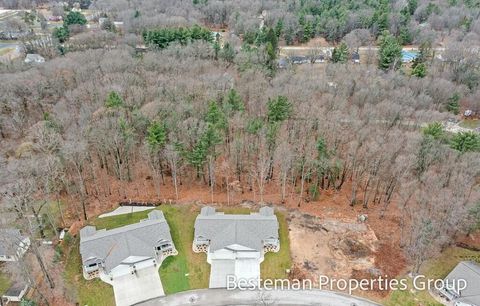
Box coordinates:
[158,205,209,293]
[63,237,115,306]
[384,246,480,306]
[261,211,292,279]
[63,204,292,304]
[0,47,14,56]
[0,270,11,295]
[459,119,480,129]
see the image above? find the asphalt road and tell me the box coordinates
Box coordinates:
[0,42,19,49]
[279,46,446,52]
[137,289,381,306]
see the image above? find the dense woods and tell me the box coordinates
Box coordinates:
[1,41,479,271]
[0,0,480,304]
[86,0,480,45]
[143,25,213,48]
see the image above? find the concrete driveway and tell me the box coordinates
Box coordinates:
[99,206,155,218]
[104,260,165,306]
[136,288,381,306]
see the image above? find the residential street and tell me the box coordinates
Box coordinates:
[137,289,381,306]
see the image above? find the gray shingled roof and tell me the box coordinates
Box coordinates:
[24,54,45,63]
[444,261,480,305]
[79,210,173,273]
[194,207,279,252]
[4,283,27,297]
[0,229,26,256]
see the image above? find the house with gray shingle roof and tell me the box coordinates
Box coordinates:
[80,210,177,306]
[0,229,30,262]
[439,261,480,306]
[80,210,176,279]
[24,54,45,64]
[1,283,29,304]
[193,206,280,288]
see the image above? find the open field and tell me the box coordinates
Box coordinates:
[63,204,291,304]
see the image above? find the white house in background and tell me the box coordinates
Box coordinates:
[80,210,177,306]
[0,229,31,262]
[464,109,474,117]
[1,283,29,304]
[351,52,360,63]
[439,261,480,306]
[24,54,45,64]
[193,206,280,288]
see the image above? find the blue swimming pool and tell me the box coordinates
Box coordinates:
[402,50,419,62]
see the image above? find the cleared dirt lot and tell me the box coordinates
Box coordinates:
[288,211,378,283]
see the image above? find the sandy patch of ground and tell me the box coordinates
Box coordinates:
[288,211,378,283]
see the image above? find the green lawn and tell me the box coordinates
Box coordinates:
[63,204,292,304]
[459,119,480,129]
[63,237,115,306]
[92,208,152,230]
[261,212,292,279]
[158,205,209,293]
[0,270,11,295]
[384,246,480,306]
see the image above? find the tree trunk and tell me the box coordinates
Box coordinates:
[362,175,371,208]
[31,206,45,239]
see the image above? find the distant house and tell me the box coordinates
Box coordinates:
[464,110,474,117]
[1,283,29,304]
[0,229,30,262]
[311,54,325,63]
[277,58,288,69]
[401,50,418,63]
[193,206,280,288]
[80,210,177,306]
[439,261,480,306]
[289,56,309,64]
[351,52,360,63]
[113,21,124,29]
[71,3,81,12]
[48,15,63,22]
[98,17,108,26]
[24,54,45,64]
[0,32,26,40]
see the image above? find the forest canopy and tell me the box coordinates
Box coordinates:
[0,0,480,304]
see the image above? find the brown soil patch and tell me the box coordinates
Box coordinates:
[288,211,378,283]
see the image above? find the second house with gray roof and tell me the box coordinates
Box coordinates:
[80,210,177,306]
[193,206,280,288]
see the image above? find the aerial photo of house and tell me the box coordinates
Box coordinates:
[193,206,279,288]
[438,261,480,306]
[79,210,177,306]
[0,229,30,262]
